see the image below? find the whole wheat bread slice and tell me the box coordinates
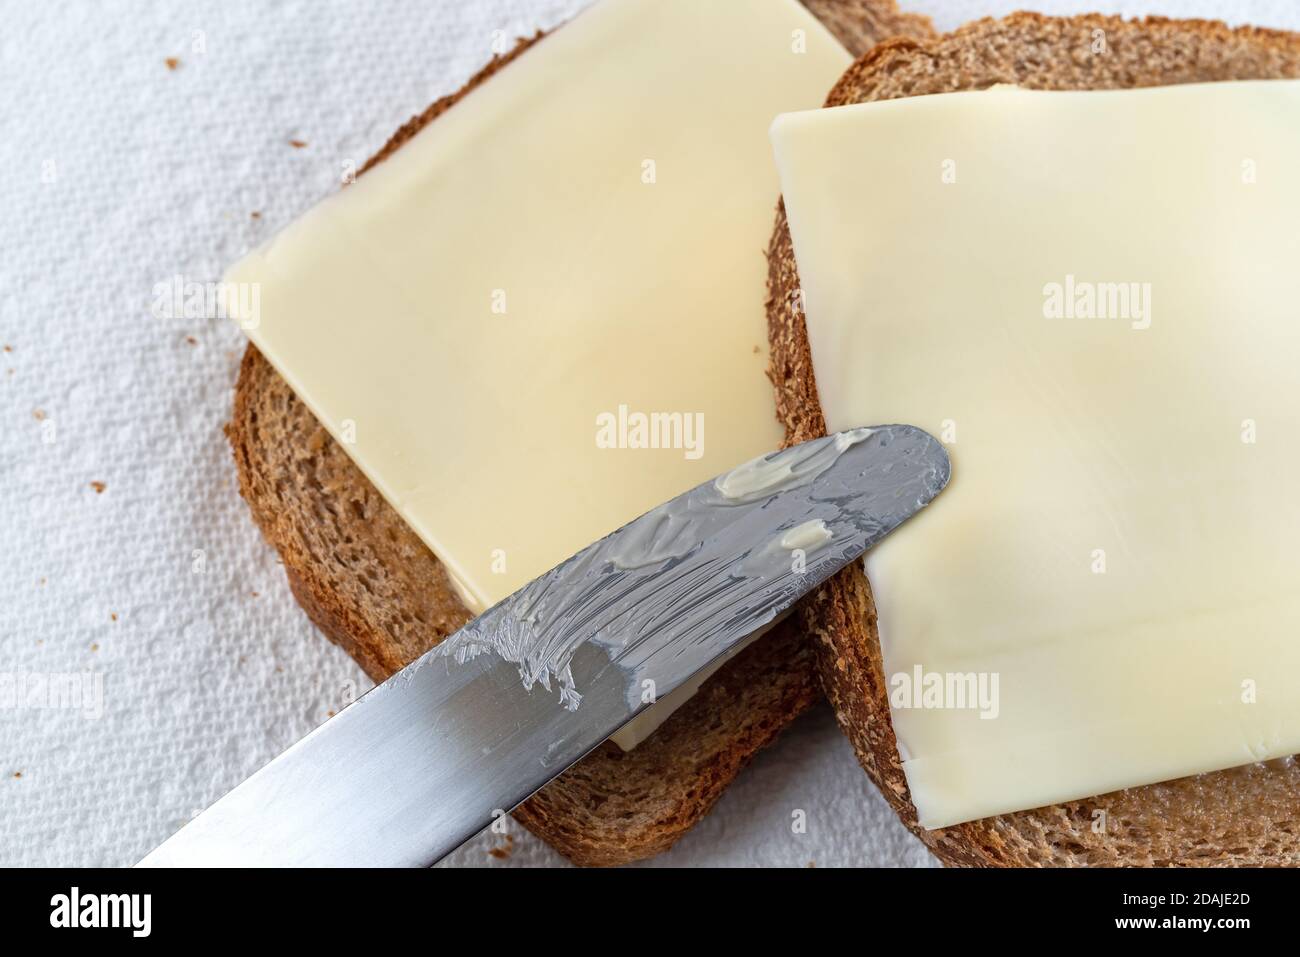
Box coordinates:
[767,12,1300,867]
[225,1,933,867]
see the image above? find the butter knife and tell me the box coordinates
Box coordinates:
[138,425,949,867]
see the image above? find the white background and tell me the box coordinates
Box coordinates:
[1,0,1294,867]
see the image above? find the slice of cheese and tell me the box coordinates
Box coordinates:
[225,0,851,749]
[770,80,1300,827]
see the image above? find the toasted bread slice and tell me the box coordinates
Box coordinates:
[767,12,1300,867]
[226,2,934,867]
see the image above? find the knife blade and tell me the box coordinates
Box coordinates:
[138,425,949,867]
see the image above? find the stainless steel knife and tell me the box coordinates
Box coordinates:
[138,425,949,867]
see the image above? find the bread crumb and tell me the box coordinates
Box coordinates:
[289,139,308,149]
[165,57,180,70]
[12,772,21,779]
[3,344,12,353]
[806,860,816,868]
[250,590,260,598]
[327,710,336,718]
[90,643,99,652]
[33,408,45,421]
[38,577,46,586]
[185,336,197,346]
[110,612,117,622]
[251,211,262,219]
[753,345,761,354]
[90,481,106,494]
[488,846,510,859]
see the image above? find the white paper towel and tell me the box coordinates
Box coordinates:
[1,0,1294,869]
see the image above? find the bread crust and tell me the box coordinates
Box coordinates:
[767,12,1300,866]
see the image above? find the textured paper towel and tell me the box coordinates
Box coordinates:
[0,0,1294,869]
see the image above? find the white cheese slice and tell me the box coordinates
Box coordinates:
[225,0,851,749]
[770,80,1300,827]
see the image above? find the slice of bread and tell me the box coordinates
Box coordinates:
[225,2,933,867]
[766,12,1300,867]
